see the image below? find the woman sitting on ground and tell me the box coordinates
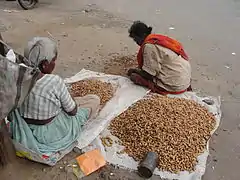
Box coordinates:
[9,37,100,155]
[128,21,192,95]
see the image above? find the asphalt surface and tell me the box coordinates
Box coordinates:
[84,1,240,179]
[1,0,240,179]
[62,0,240,179]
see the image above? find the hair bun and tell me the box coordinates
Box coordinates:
[148,26,153,34]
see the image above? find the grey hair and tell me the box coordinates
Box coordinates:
[24,37,57,68]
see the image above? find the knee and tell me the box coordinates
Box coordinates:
[130,73,145,85]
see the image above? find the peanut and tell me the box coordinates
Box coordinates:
[71,79,114,105]
[110,94,216,173]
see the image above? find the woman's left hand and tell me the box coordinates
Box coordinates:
[127,68,140,76]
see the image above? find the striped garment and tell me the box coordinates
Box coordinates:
[19,74,76,120]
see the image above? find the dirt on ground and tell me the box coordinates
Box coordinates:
[1,0,240,180]
[0,1,152,180]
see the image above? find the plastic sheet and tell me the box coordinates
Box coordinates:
[74,70,221,180]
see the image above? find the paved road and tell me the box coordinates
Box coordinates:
[82,1,240,179]
[1,0,240,179]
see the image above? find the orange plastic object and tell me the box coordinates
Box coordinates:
[76,149,106,176]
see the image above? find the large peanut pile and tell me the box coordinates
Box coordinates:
[110,95,216,173]
[71,79,114,105]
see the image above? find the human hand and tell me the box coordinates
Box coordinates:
[127,68,140,76]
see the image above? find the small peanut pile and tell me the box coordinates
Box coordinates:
[104,55,137,76]
[110,95,216,173]
[71,79,114,105]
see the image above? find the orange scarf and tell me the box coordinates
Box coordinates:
[137,34,189,68]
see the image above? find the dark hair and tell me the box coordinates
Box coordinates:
[0,33,5,56]
[128,21,152,38]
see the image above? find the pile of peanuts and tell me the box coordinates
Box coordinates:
[110,94,216,172]
[104,55,137,76]
[71,79,114,105]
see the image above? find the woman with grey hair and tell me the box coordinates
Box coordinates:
[9,37,100,162]
[24,37,58,72]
